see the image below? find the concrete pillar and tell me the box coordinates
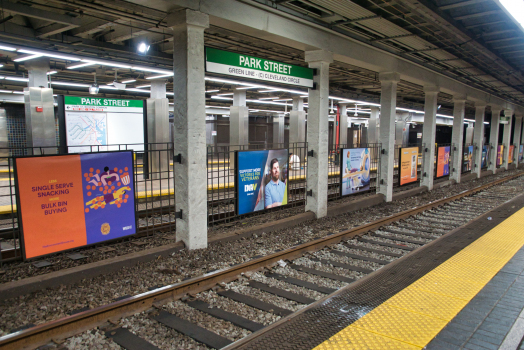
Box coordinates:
[304,49,333,218]
[147,80,169,179]
[24,58,55,154]
[230,88,249,168]
[377,72,400,202]
[368,106,379,144]
[421,85,439,190]
[168,9,209,250]
[502,109,513,170]
[289,97,305,144]
[339,103,348,147]
[514,115,522,167]
[273,113,284,145]
[488,106,502,173]
[395,113,408,146]
[473,104,486,178]
[289,96,306,166]
[450,95,466,183]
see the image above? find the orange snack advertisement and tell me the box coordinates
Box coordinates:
[399,147,419,186]
[16,152,136,259]
[16,155,87,259]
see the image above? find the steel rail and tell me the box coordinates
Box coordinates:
[0,172,522,350]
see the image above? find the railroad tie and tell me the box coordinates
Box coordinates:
[266,272,338,294]
[186,300,264,332]
[152,310,232,349]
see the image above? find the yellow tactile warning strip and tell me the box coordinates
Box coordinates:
[315,207,524,350]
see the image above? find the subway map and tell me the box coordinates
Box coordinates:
[66,112,107,152]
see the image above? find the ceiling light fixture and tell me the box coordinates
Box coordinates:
[13,54,42,62]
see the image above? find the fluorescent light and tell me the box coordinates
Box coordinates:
[259,97,280,100]
[166,92,174,96]
[51,81,90,88]
[12,91,24,94]
[215,93,233,96]
[436,114,454,119]
[235,86,258,90]
[125,88,151,93]
[5,76,28,82]
[0,64,3,68]
[205,89,219,93]
[206,105,230,109]
[258,89,280,93]
[145,74,172,80]
[0,90,12,93]
[99,85,118,90]
[136,84,151,88]
[0,45,16,51]
[14,54,42,62]
[121,79,136,84]
[81,59,131,69]
[47,71,57,75]
[204,77,306,95]
[67,62,96,69]
[131,66,172,75]
[17,49,81,61]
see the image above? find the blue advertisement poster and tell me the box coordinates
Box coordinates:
[436,146,450,178]
[81,152,136,244]
[463,145,474,172]
[481,145,489,169]
[236,149,288,215]
[340,148,371,196]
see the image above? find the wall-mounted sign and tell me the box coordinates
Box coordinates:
[340,148,371,196]
[436,146,450,178]
[205,47,314,88]
[16,151,136,260]
[235,149,289,215]
[64,96,143,113]
[399,147,419,186]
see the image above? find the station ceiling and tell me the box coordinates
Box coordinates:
[0,0,520,118]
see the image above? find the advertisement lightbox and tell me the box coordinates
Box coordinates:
[236,149,288,215]
[482,145,489,169]
[463,145,474,173]
[15,151,136,259]
[399,147,419,186]
[436,146,450,178]
[509,145,515,164]
[497,145,504,167]
[340,148,371,196]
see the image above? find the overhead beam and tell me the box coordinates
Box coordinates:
[331,15,380,27]
[439,0,489,10]
[453,10,500,21]
[1,0,81,26]
[70,20,113,36]
[37,23,77,38]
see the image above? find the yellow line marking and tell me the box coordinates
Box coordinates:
[315,206,524,349]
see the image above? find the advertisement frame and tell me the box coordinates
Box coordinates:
[339,147,372,197]
[398,146,419,187]
[435,145,451,178]
[14,150,137,261]
[234,148,289,216]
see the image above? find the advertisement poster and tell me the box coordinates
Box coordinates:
[436,146,450,178]
[481,145,489,169]
[236,149,288,216]
[16,152,136,259]
[399,147,419,186]
[520,145,523,162]
[497,145,504,167]
[340,148,371,196]
[462,145,474,172]
[508,145,515,164]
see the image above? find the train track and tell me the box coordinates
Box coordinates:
[1,173,523,349]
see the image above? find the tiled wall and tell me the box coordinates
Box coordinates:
[4,105,60,156]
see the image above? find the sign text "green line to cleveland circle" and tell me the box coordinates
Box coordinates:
[205,47,314,88]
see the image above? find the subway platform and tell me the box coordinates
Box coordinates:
[226,192,524,350]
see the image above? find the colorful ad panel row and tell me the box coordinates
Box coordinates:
[340,148,371,197]
[236,149,288,216]
[436,146,450,178]
[16,152,136,259]
[399,147,419,186]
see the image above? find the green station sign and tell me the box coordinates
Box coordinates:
[205,47,314,88]
[64,96,143,112]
